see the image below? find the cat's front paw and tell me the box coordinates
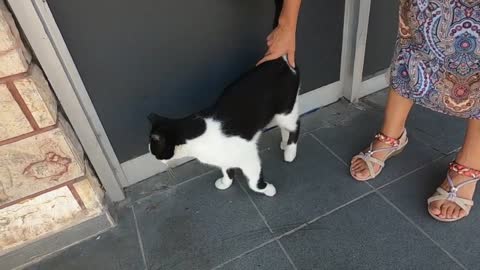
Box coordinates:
[215,177,233,190]
[263,183,276,197]
[283,144,297,162]
[280,141,287,150]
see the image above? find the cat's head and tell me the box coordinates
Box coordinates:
[148,113,179,162]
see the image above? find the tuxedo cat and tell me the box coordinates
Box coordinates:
[148,56,300,197]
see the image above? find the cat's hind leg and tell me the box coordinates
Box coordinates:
[276,101,300,162]
[215,168,235,190]
[240,152,276,197]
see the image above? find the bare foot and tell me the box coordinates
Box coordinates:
[428,171,477,220]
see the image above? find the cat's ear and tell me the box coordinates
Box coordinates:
[148,113,172,126]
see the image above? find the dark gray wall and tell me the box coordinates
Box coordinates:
[48,0,344,162]
[297,0,344,93]
[363,0,399,78]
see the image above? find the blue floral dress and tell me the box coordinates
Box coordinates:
[390,0,480,118]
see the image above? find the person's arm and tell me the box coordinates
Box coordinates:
[257,0,301,67]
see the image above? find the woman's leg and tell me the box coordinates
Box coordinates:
[351,89,414,179]
[429,118,480,219]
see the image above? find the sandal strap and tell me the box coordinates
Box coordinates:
[427,187,474,212]
[353,152,385,178]
[449,161,480,178]
[375,132,402,147]
[428,162,480,213]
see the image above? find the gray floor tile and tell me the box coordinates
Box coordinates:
[245,134,371,234]
[407,106,466,154]
[171,159,214,183]
[24,206,145,270]
[258,127,283,152]
[311,110,443,187]
[360,88,388,112]
[380,154,480,269]
[126,160,215,202]
[301,99,370,134]
[280,193,462,270]
[126,171,175,202]
[133,170,273,270]
[218,242,293,270]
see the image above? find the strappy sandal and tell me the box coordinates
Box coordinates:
[427,161,480,222]
[350,130,409,181]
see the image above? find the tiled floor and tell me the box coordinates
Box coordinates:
[25,90,477,270]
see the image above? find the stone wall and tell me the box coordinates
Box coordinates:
[0,2,105,254]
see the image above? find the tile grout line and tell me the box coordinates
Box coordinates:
[211,188,378,270]
[276,240,299,270]
[309,133,349,167]
[210,238,279,270]
[238,181,275,234]
[375,191,468,270]
[309,132,376,192]
[211,223,311,270]
[134,169,218,205]
[131,205,149,270]
[374,154,447,191]
[306,189,376,225]
[238,181,300,270]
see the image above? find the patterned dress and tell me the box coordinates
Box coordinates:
[390,0,480,118]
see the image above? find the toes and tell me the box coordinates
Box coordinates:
[459,209,468,218]
[351,161,366,172]
[429,201,442,215]
[452,207,460,219]
[351,160,365,170]
[446,204,455,219]
[440,204,449,218]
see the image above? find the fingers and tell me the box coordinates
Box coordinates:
[256,52,282,66]
[267,33,273,41]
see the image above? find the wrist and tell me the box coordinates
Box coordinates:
[278,16,297,31]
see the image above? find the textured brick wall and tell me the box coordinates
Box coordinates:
[0,2,104,253]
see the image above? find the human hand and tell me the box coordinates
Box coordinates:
[257,24,296,68]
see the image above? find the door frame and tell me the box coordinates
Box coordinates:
[8,0,384,200]
[344,0,389,102]
[8,0,126,201]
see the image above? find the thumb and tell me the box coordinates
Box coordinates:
[287,51,296,68]
[257,53,279,66]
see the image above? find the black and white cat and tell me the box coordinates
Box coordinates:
[148,56,300,197]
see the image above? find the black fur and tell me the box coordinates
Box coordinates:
[200,58,300,140]
[149,57,300,158]
[149,115,206,160]
[226,168,235,180]
[256,170,267,190]
[287,120,301,145]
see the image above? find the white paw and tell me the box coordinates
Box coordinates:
[280,141,287,150]
[283,144,297,162]
[215,178,232,190]
[263,183,276,197]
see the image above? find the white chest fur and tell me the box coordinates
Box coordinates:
[184,119,259,168]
